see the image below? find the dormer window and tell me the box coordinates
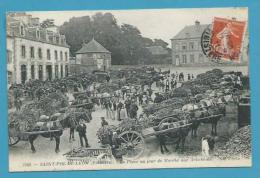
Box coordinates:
[20,25,25,36]
[56,36,60,44]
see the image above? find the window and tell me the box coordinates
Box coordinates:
[31,65,35,79]
[21,65,27,84]
[38,65,43,81]
[199,54,204,62]
[182,55,187,64]
[60,65,63,77]
[65,65,69,77]
[60,51,63,61]
[189,42,194,50]
[55,65,59,78]
[21,45,26,58]
[190,54,195,63]
[30,47,35,58]
[20,25,24,36]
[56,36,59,44]
[87,53,93,58]
[36,30,40,39]
[65,52,68,61]
[175,44,179,50]
[96,54,101,58]
[38,48,42,59]
[182,45,186,50]
[55,50,58,60]
[175,55,179,59]
[7,50,12,64]
[47,49,51,60]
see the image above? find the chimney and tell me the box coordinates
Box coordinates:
[195,20,200,26]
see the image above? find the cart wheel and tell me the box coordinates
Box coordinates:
[9,135,20,146]
[118,131,145,160]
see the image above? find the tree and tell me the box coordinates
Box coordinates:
[59,13,153,65]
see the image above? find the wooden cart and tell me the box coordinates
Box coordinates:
[9,121,62,146]
[116,113,223,160]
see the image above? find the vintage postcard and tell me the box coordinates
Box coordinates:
[7,7,250,172]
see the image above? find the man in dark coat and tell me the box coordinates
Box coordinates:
[14,98,22,111]
[117,101,124,121]
[101,117,108,127]
[124,98,131,117]
[129,101,138,119]
[154,93,164,103]
[76,119,90,147]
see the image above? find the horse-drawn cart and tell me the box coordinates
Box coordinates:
[114,113,223,160]
[9,120,62,146]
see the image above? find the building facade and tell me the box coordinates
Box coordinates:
[73,38,111,73]
[171,21,208,66]
[171,20,249,66]
[7,13,70,84]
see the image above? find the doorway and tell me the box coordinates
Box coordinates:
[46,65,52,80]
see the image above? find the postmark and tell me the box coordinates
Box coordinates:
[201,17,247,63]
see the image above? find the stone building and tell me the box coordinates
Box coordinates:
[171,21,208,66]
[7,13,70,84]
[73,38,111,73]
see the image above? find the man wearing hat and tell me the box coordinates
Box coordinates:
[154,93,163,103]
[76,119,90,147]
[101,117,108,127]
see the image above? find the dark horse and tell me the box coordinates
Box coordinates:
[154,118,191,154]
[28,121,64,153]
[27,112,88,153]
[190,104,226,137]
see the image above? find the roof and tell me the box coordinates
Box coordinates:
[146,46,169,55]
[7,16,69,48]
[76,38,111,54]
[171,24,209,40]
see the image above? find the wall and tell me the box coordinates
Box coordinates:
[8,36,70,84]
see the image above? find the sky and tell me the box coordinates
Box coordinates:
[28,8,248,45]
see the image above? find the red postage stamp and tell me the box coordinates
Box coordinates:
[211,17,247,61]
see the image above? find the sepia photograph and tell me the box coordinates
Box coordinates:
[6,7,250,172]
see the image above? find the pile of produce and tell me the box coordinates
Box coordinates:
[214,125,251,160]
[182,84,211,96]
[96,125,117,145]
[143,97,189,115]
[117,118,142,132]
[9,103,41,131]
[96,83,120,93]
[170,87,192,97]
[148,109,191,126]
[64,108,92,123]
[112,67,159,86]
[195,69,224,86]
[36,92,69,116]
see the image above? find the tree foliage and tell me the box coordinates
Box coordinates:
[59,12,169,65]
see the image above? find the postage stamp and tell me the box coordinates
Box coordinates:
[201,17,247,62]
[7,8,250,172]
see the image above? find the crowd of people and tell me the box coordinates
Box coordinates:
[9,68,199,153]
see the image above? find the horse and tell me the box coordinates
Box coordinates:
[27,111,90,153]
[189,101,226,137]
[28,120,63,153]
[154,117,192,154]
